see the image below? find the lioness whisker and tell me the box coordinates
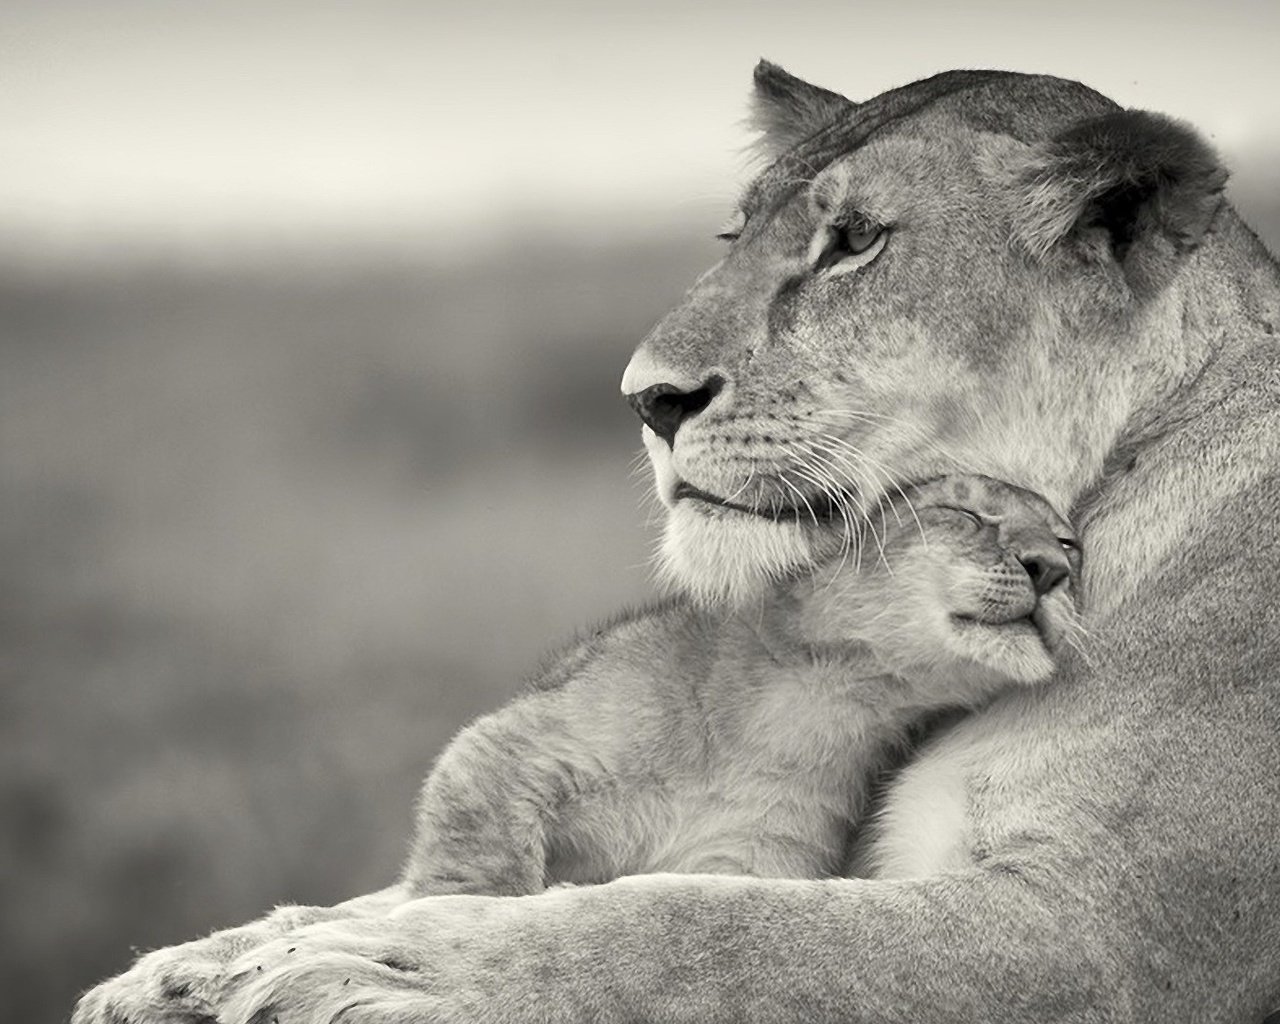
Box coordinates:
[795,439,879,533]
[776,471,823,531]
[810,434,927,552]
[794,442,888,571]
[779,443,860,559]
[783,453,862,581]
[808,408,963,469]
[833,444,915,574]
[724,468,759,505]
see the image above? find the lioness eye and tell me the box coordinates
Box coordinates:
[812,216,889,274]
[716,210,747,242]
[842,219,882,254]
[1058,537,1079,552]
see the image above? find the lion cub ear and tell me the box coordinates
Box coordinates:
[749,60,855,160]
[1011,110,1228,297]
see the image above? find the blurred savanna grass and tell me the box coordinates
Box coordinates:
[0,229,722,1021]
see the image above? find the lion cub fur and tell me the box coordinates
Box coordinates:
[404,476,1078,894]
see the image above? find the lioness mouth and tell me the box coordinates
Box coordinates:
[673,481,840,523]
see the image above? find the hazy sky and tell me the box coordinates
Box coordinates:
[3,0,1277,255]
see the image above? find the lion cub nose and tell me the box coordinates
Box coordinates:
[625,376,724,448]
[1016,541,1071,596]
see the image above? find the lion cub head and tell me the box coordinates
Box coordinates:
[794,476,1081,688]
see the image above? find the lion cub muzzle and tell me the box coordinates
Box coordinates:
[1007,526,1072,598]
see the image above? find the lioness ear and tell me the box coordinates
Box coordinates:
[749,60,855,160]
[1012,110,1228,296]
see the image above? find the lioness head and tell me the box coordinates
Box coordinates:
[624,64,1228,605]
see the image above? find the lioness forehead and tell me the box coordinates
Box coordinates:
[743,71,1118,225]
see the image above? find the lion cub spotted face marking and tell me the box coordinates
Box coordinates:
[403,475,1079,894]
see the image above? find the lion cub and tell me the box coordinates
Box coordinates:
[404,476,1080,893]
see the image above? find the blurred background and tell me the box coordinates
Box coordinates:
[2,2,1276,1020]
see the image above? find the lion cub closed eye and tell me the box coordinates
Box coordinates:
[402,475,1080,894]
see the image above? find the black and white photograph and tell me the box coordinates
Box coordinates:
[3,2,1279,1022]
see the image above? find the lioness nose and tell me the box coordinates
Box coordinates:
[1017,543,1071,596]
[626,376,724,448]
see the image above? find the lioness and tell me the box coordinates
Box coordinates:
[75,65,1280,1024]
[407,476,1078,894]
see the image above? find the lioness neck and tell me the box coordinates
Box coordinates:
[1078,215,1280,618]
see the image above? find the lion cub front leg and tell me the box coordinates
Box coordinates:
[74,704,580,1024]
[72,886,406,1024]
[403,695,604,896]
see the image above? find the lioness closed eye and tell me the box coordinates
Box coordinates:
[403,475,1079,894]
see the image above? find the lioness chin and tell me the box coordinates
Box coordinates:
[75,64,1280,1024]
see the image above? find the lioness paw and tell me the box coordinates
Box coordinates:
[72,906,357,1024]
[72,940,229,1024]
[220,925,468,1024]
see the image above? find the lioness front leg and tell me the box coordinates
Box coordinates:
[211,870,1115,1024]
[72,885,408,1024]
